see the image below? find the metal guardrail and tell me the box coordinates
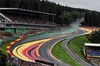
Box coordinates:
[0,36,20,46]
[0,26,48,30]
[0,22,54,27]
[2,36,19,43]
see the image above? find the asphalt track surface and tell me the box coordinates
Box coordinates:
[38,20,91,66]
[62,38,92,66]
[10,19,91,66]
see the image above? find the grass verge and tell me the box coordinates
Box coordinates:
[0,41,13,57]
[0,41,13,66]
[51,40,81,66]
[69,36,90,60]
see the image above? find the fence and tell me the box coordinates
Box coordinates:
[2,36,19,43]
[0,36,20,46]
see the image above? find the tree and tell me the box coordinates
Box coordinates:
[0,0,6,7]
[71,11,80,20]
[84,11,91,26]
[87,30,100,43]
[84,11,100,27]
[59,11,72,25]
[0,0,90,25]
[34,0,40,11]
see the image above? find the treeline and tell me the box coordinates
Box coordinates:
[83,11,100,27]
[0,0,87,25]
[87,30,100,43]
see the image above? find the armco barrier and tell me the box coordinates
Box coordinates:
[2,36,19,43]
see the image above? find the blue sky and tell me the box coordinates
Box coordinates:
[49,0,100,12]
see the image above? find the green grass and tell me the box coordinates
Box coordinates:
[69,36,90,60]
[51,40,81,66]
[0,41,13,66]
[0,41,13,57]
[6,62,11,66]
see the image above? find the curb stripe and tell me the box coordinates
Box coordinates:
[6,31,44,57]
[6,37,24,57]
[49,32,77,62]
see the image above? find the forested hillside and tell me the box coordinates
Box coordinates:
[0,0,88,25]
[83,11,100,27]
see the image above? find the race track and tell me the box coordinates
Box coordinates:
[9,19,92,66]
